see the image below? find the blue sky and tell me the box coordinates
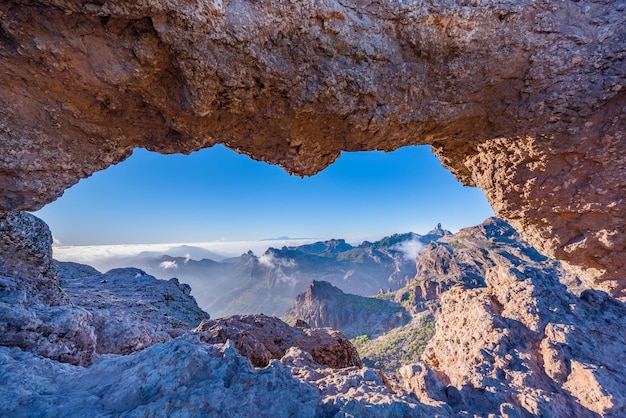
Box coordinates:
[34,145,494,245]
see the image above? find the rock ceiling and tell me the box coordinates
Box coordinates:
[0,0,624,296]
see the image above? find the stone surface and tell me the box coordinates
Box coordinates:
[0,211,58,284]
[0,213,96,366]
[2,214,625,417]
[59,265,210,355]
[0,336,450,417]
[0,273,97,366]
[419,251,626,417]
[302,218,625,415]
[0,0,624,293]
[0,212,212,365]
[393,217,578,312]
[0,263,211,366]
[194,313,362,369]
[399,363,448,405]
[281,347,451,417]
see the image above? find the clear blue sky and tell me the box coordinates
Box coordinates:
[33,145,494,245]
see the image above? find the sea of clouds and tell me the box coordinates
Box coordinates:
[52,238,322,271]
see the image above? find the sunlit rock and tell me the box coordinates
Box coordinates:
[0,0,623,293]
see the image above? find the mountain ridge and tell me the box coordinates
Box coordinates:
[97,226,453,317]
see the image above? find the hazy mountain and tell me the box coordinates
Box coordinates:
[91,245,228,273]
[284,280,410,339]
[108,226,451,317]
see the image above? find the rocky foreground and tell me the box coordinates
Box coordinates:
[287,218,626,416]
[1,212,625,417]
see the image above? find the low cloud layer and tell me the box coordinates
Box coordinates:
[52,239,318,272]
[393,239,424,261]
[159,260,178,269]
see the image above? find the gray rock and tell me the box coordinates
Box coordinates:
[60,266,210,355]
[0,211,58,283]
[0,336,451,417]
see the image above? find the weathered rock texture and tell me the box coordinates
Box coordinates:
[59,265,210,355]
[415,227,626,417]
[0,336,449,417]
[2,213,624,416]
[0,212,58,283]
[0,0,624,294]
[194,313,362,369]
[310,218,625,415]
[0,212,96,366]
[0,212,211,365]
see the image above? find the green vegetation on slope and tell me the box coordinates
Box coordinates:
[351,314,436,377]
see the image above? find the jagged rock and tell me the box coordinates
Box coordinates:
[0,214,97,366]
[0,0,624,293]
[54,261,100,280]
[194,313,361,369]
[2,213,625,416]
[418,257,626,416]
[0,212,58,284]
[294,319,310,329]
[280,347,451,417]
[0,336,451,417]
[0,211,211,366]
[59,266,210,355]
[0,262,213,366]
[394,217,575,312]
[285,280,410,339]
[0,273,97,366]
[399,363,448,405]
[344,218,626,415]
[0,337,326,417]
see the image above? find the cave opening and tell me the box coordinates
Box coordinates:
[34,144,493,251]
[31,143,493,315]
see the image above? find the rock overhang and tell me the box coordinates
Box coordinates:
[0,0,624,295]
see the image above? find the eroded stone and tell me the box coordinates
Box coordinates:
[0,0,624,294]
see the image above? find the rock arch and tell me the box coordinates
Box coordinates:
[0,0,624,295]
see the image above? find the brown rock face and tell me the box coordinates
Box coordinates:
[420,267,626,416]
[194,314,361,369]
[285,280,410,338]
[0,0,624,293]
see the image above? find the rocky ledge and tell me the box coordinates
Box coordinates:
[289,218,626,416]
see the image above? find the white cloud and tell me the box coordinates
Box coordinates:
[274,270,297,286]
[51,238,318,271]
[258,252,298,286]
[258,252,296,269]
[184,253,191,264]
[393,239,424,261]
[258,252,275,268]
[159,260,178,269]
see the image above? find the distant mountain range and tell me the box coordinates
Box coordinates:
[92,225,451,317]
